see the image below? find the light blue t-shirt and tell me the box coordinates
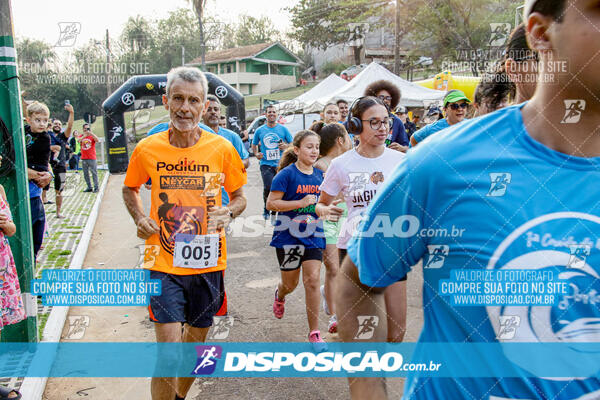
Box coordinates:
[251,124,293,167]
[410,118,450,147]
[147,122,214,135]
[348,104,600,399]
[147,122,248,206]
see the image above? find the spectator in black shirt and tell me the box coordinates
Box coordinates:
[68,131,81,170]
[48,104,74,218]
[42,123,60,205]
[396,106,417,139]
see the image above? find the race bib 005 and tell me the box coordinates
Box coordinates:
[173,234,219,269]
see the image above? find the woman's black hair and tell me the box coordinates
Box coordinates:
[474,70,515,111]
[310,121,348,156]
[364,80,401,109]
[531,0,566,22]
[347,96,387,134]
[505,23,535,62]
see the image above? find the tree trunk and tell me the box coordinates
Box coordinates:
[353,45,362,65]
[394,0,401,74]
[199,18,205,69]
[192,0,206,69]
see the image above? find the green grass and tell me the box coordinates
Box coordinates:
[38,313,49,339]
[55,257,69,266]
[244,83,318,111]
[46,249,71,261]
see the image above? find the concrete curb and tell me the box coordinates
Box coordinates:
[18,171,110,400]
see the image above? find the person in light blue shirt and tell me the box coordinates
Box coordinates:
[147,121,213,136]
[201,95,249,169]
[336,0,600,398]
[146,96,248,206]
[202,95,249,206]
[251,105,293,219]
[410,89,470,147]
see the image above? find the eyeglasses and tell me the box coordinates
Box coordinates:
[362,118,393,130]
[449,103,469,110]
[378,95,392,102]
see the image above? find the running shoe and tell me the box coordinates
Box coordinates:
[273,288,285,319]
[320,285,331,315]
[328,314,337,333]
[308,330,327,352]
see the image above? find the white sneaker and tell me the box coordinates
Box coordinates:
[328,314,337,333]
[320,285,331,315]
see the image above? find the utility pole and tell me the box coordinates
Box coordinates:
[394,0,402,74]
[200,27,206,69]
[0,0,37,342]
[106,29,111,98]
[182,45,185,66]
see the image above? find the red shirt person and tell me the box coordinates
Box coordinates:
[80,124,100,192]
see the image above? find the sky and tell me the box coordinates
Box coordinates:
[12,0,297,54]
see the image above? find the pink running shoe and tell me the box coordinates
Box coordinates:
[308,330,327,352]
[273,289,285,319]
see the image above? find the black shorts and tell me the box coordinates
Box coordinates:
[275,246,323,271]
[148,270,225,328]
[53,168,66,192]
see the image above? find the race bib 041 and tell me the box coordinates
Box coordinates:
[266,149,280,161]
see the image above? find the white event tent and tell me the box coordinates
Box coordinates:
[275,73,348,113]
[311,62,446,109]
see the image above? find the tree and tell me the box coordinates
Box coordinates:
[407,0,521,75]
[288,0,389,65]
[190,0,208,68]
[121,16,155,58]
[15,38,56,65]
[151,9,206,72]
[223,15,279,48]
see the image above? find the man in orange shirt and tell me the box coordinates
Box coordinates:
[123,66,247,400]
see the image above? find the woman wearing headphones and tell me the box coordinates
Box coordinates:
[311,121,353,334]
[315,96,407,342]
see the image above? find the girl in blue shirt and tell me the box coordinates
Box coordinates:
[266,130,327,351]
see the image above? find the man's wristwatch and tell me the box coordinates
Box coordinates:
[226,207,234,219]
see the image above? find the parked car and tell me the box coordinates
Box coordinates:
[340,64,367,81]
[247,113,321,155]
